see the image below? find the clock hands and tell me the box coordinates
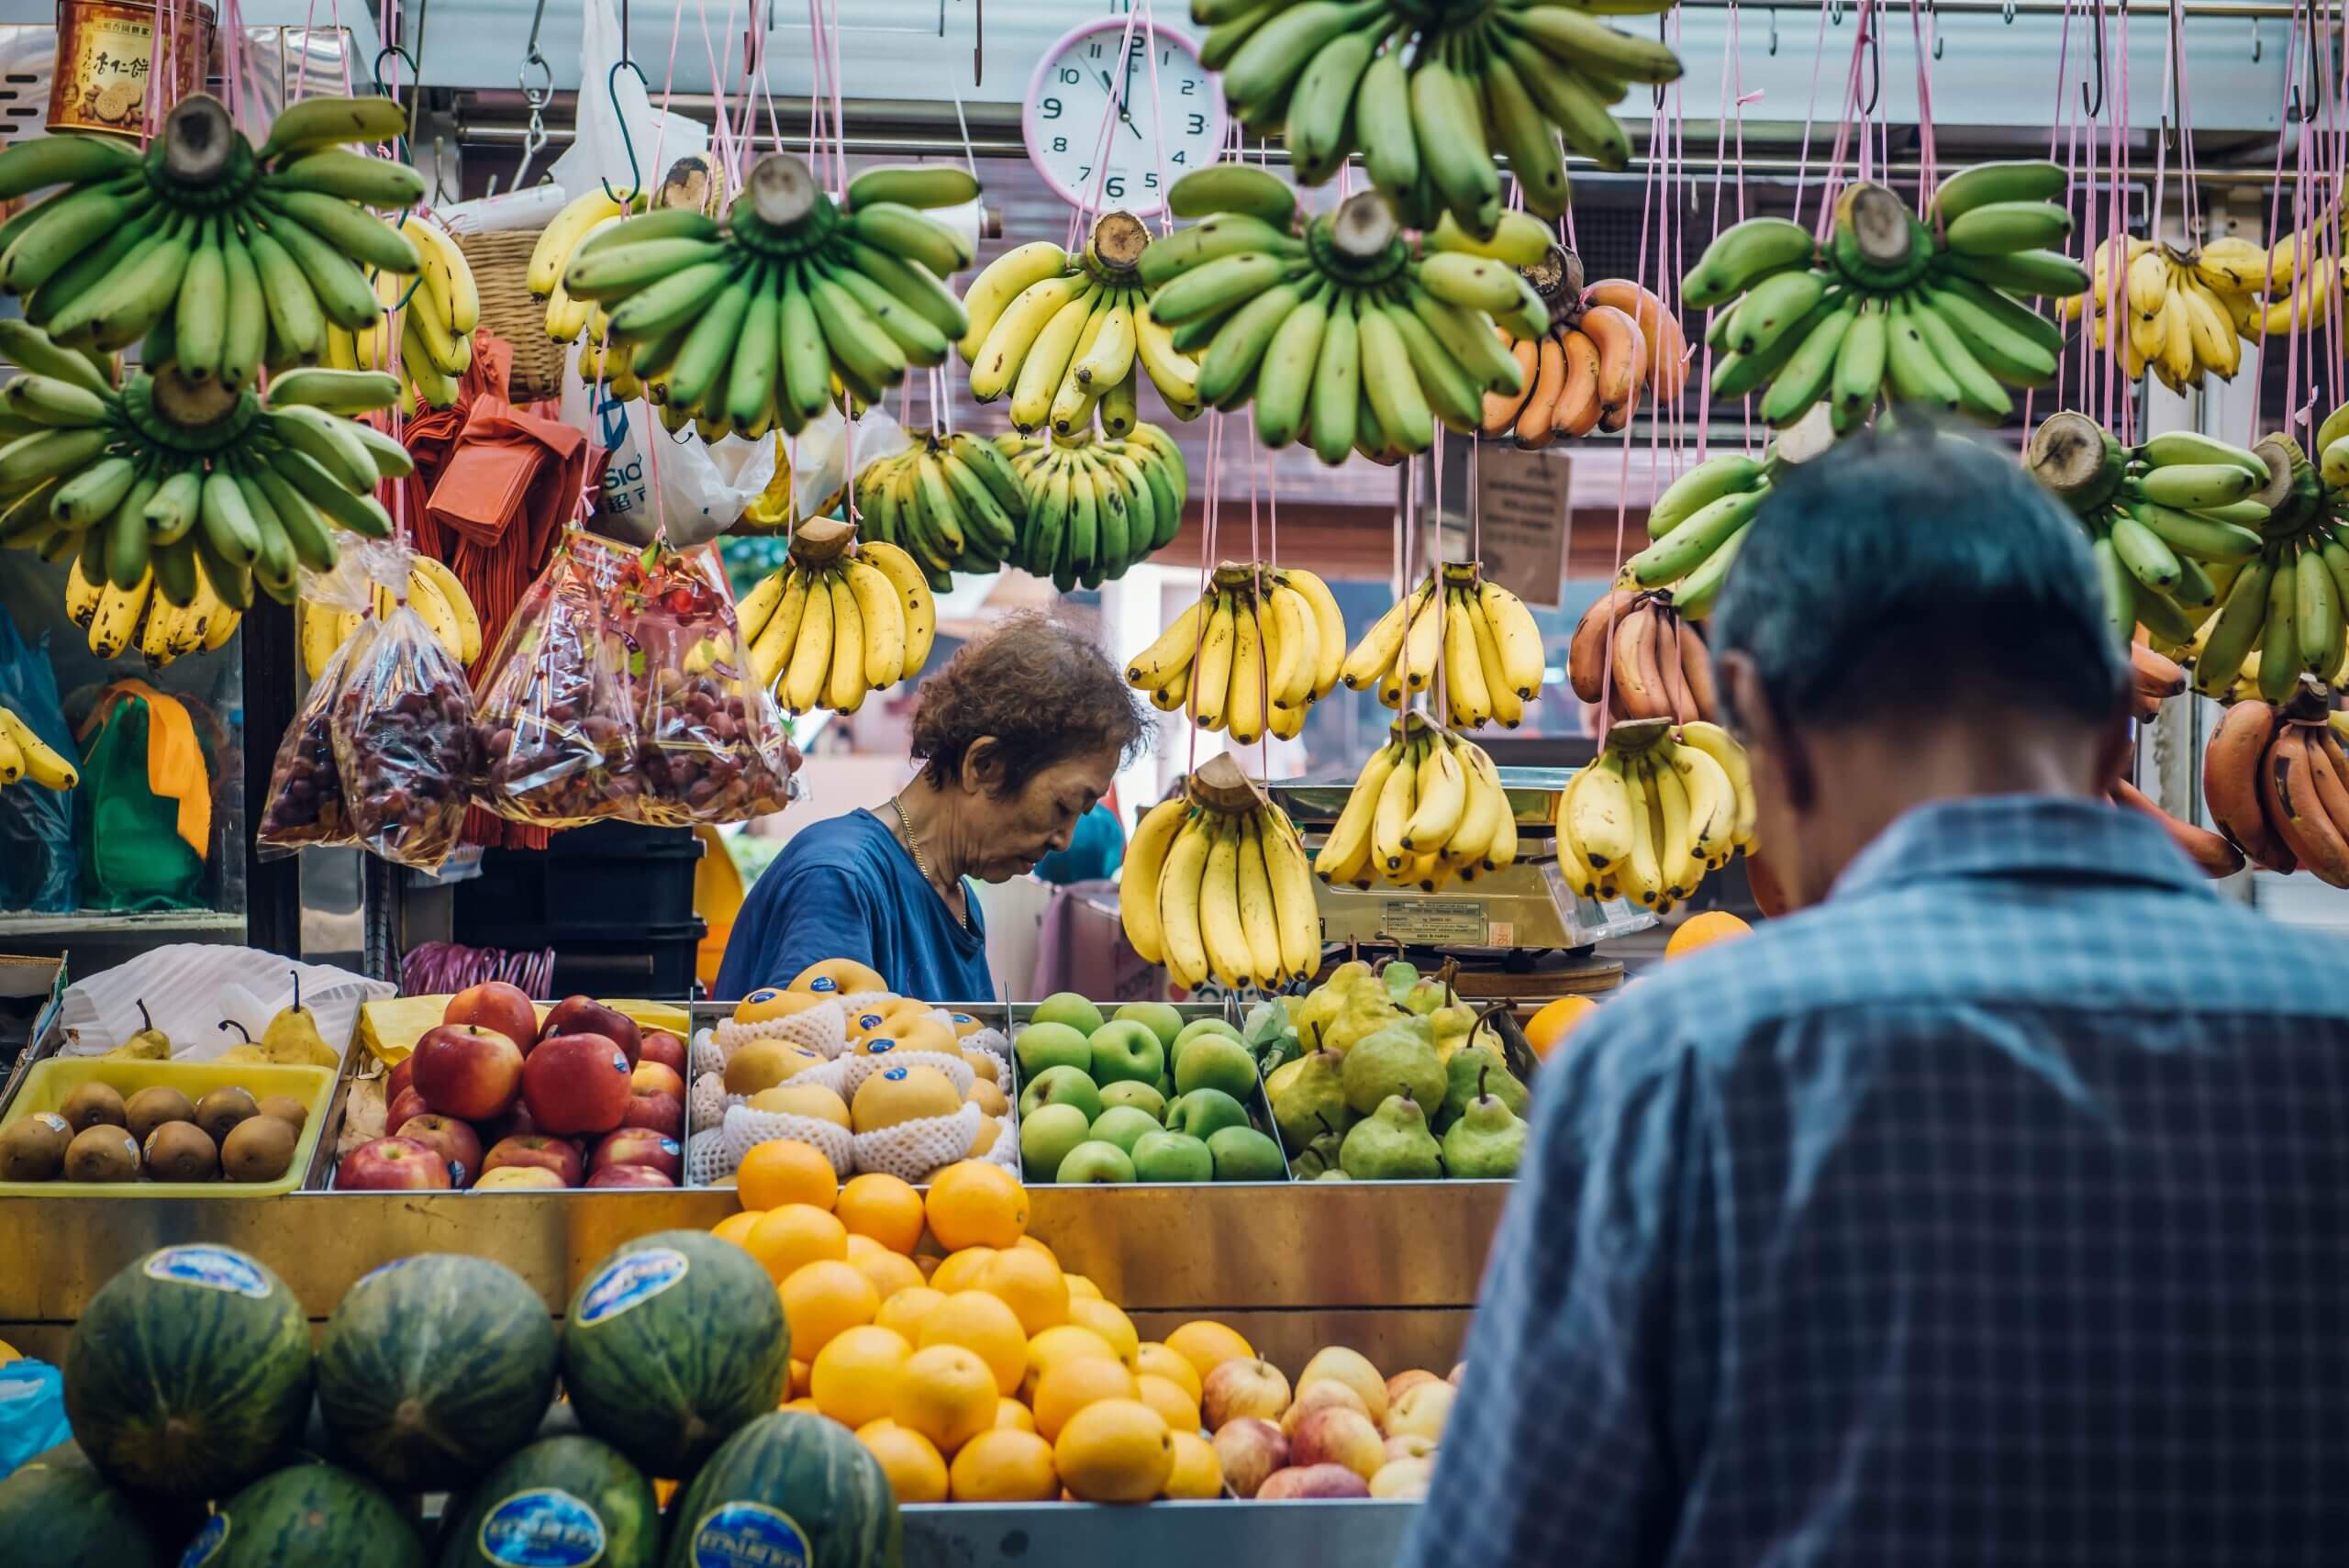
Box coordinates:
[1097,68,1146,140]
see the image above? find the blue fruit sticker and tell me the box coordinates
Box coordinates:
[33,1112,67,1135]
[178,1513,228,1568]
[687,1503,810,1568]
[810,976,839,993]
[610,1051,629,1073]
[145,1246,270,1300]
[857,1014,886,1031]
[479,1487,607,1567]
[747,988,781,1004]
[576,1247,688,1324]
[866,1040,896,1055]
[882,1066,907,1082]
[661,1138,680,1157]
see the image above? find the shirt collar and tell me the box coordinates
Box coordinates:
[1827,794,2219,905]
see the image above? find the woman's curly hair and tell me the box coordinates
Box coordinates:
[909,613,1151,795]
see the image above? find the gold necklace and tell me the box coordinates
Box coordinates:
[891,795,941,891]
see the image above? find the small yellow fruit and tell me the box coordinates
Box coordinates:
[1163,1320,1254,1383]
[1162,1429,1224,1499]
[737,1140,840,1213]
[849,1246,926,1302]
[711,1209,765,1249]
[747,1083,852,1129]
[1032,1354,1136,1443]
[744,1205,849,1284]
[1053,1398,1174,1503]
[970,1118,1001,1155]
[963,1048,1000,1084]
[893,1344,998,1455]
[851,1064,963,1132]
[966,1078,1009,1118]
[726,1040,833,1096]
[789,958,888,995]
[734,985,828,1024]
[948,1428,1059,1502]
[918,1290,1029,1396]
[1068,1296,1139,1364]
[1063,1272,1103,1302]
[1135,1373,1201,1436]
[1299,1345,1388,1426]
[1665,908,1752,960]
[811,1324,912,1430]
[979,1247,1070,1337]
[1133,1342,1201,1404]
[856,1418,948,1502]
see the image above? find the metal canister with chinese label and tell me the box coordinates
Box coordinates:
[49,0,217,138]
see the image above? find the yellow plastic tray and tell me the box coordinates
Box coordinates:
[0,1057,337,1197]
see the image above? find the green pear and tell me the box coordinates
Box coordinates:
[1267,1050,1350,1151]
[1441,1065,1529,1178]
[1339,1025,1446,1118]
[1438,1044,1527,1131]
[1339,1094,1443,1180]
[1400,978,1448,1018]
[1379,959,1421,1004]
[1288,1119,1346,1180]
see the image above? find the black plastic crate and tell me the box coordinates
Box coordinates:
[532,920,708,1000]
[457,823,705,937]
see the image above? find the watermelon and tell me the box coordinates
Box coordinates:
[0,1443,171,1566]
[63,1244,313,1499]
[434,1435,660,1568]
[316,1253,560,1490]
[183,1462,424,1568]
[559,1230,789,1478]
[662,1412,901,1568]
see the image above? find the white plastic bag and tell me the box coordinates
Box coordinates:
[546,0,707,206]
[56,946,393,1063]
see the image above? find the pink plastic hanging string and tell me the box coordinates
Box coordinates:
[1183,415,1227,778]
[2033,0,2080,432]
[1814,6,1878,244]
[1788,0,1840,231]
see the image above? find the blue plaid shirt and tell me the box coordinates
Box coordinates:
[1404,795,2349,1568]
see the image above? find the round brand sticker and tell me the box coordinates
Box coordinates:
[747,987,780,1004]
[867,1040,895,1055]
[610,1051,629,1073]
[857,1014,885,1031]
[145,1246,270,1300]
[479,1487,607,1568]
[660,1138,680,1157]
[882,1066,907,1081]
[576,1247,688,1325]
[809,976,838,993]
[177,1512,228,1568]
[688,1503,810,1568]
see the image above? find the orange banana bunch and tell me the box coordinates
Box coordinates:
[2110,776,2243,879]
[1479,249,1685,447]
[2200,684,2349,882]
[1566,589,1718,724]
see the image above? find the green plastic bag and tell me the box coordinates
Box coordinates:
[73,694,205,911]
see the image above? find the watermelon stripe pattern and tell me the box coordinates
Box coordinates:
[662,1412,902,1568]
[204,1462,425,1567]
[317,1254,561,1491]
[0,1448,171,1567]
[434,1434,662,1568]
[561,1230,792,1481]
[62,1245,314,1500]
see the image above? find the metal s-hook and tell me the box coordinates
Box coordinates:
[1767,6,1778,55]
[2081,1,2105,117]
[2002,0,2016,23]
[2289,2,2322,121]
[974,0,985,88]
[510,0,554,193]
[1829,0,1844,25]
[1859,10,1881,115]
[2252,17,2262,61]
[603,59,652,203]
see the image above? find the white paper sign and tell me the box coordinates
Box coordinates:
[1471,446,1571,608]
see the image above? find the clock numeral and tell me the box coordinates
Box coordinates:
[1052,137,1068,153]
[1058,67,1082,84]
[1180,78,1196,95]
[1171,150,1186,165]
[1041,96,1062,120]
[1187,113,1207,135]
[1106,175,1126,199]
[1088,41,1103,58]
[1144,172,1160,190]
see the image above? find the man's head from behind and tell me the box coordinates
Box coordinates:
[1709,424,2132,910]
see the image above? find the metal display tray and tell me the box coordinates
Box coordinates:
[903,1498,1419,1566]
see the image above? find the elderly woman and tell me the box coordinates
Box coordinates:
[716,614,1151,1001]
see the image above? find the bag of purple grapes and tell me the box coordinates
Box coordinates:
[331,576,479,871]
[473,531,643,827]
[256,553,383,855]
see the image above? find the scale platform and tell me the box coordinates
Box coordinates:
[1269,766,1653,960]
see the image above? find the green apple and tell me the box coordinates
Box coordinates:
[1155,1074,1175,1103]
[1089,1105,1163,1156]
[1131,1129,1214,1183]
[1207,1126,1286,1181]
[1165,1087,1252,1142]
[1056,1140,1135,1184]
[1030,992,1106,1038]
[1174,1032,1260,1103]
[1169,1017,1243,1073]
[1097,1080,1166,1122]
[1114,1001,1186,1052]
[1087,1020,1166,1087]
[1014,1020,1092,1079]
[1019,1103,1093,1182]
[1019,1065,1104,1125]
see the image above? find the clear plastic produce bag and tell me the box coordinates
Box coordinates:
[334,598,478,872]
[473,531,642,827]
[257,558,383,856]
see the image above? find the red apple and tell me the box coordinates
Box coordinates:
[584,1163,675,1188]
[1212,1418,1289,1499]
[591,1127,684,1182]
[1255,1463,1370,1500]
[387,1085,430,1132]
[629,1059,685,1099]
[522,1032,635,1135]
[638,1029,687,1073]
[478,1103,540,1144]
[482,1133,584,1186]
[385,1056,415,1106]
[540,996,640,1067]
[473,1165,565,1191]
[1289,1408,1384,1481]
[411,1024,525,1122]
[626,1088,684,1139]
[338,1137,454,1191]
[442,981,540,1056]
[395,1114,484,1188]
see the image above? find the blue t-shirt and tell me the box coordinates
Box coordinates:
[715,808,994,1004]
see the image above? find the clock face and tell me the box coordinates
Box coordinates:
[1022,21,1224,218]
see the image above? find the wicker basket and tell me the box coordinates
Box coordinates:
[456,228,567,405]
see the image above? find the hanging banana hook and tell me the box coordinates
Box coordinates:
[1767,6,1778,55]
[511,0,552,190]
[1859,9,1881,115]
[602,0,646,205]
[2288,0,2322,121]
[2081,0,2105,117]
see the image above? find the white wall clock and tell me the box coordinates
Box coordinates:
[1020,18,1224,219]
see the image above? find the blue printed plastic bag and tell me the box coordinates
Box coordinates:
[0,611,76,911]
[0,1359,69,1479]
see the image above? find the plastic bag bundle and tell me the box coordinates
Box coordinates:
[258,624,373,853]
[336,599,478,871]
[474,532,640,826]
[614,546,795,827]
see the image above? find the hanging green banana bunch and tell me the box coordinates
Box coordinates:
[994,423,1189,592]
[0,93,420,383]
[561,153,979,439]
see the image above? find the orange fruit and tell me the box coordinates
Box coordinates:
[1521,995,1599,1062]
[1132,1342,1201,1404]
[1063,1272,1102,1301]
[948,1428,1058,1502]
[928,1247,996,1295]
[918,1290,1029,1396]
[736,1138,841,1212]
[1665,909,1752,961]
[1163,1320,1253,1383]
[892,1344,997,1455]
[1022,1324,1119,1401]
[811,1324,912,1430]
[711,1209,765,1249]
[1030,1353,1135,1442]
[925,1161,1030,1251]
[789,1358,811,1397]
[855,1418,948,1502]
[779,1260,880,1358]
[1053,1398,1174,1503]
[1135,1373,1201,1435]
[979,1247,1069,1336]
[743,1205,850,1284]
[875,1284,948,1340]
[1162,1430,1223,1499]
[1013,1235,1060,1267]
[1068,1296,1139,1364]
[835,1172,926,1255]
[850,1247,926,1302]
[781,1396,821,1417]
[994,1397,1037,1433]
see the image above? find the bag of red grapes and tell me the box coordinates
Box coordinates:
[610,542,796,826]
[256,548,387,855]
[331,554,480,871]
[474,530,644,827]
